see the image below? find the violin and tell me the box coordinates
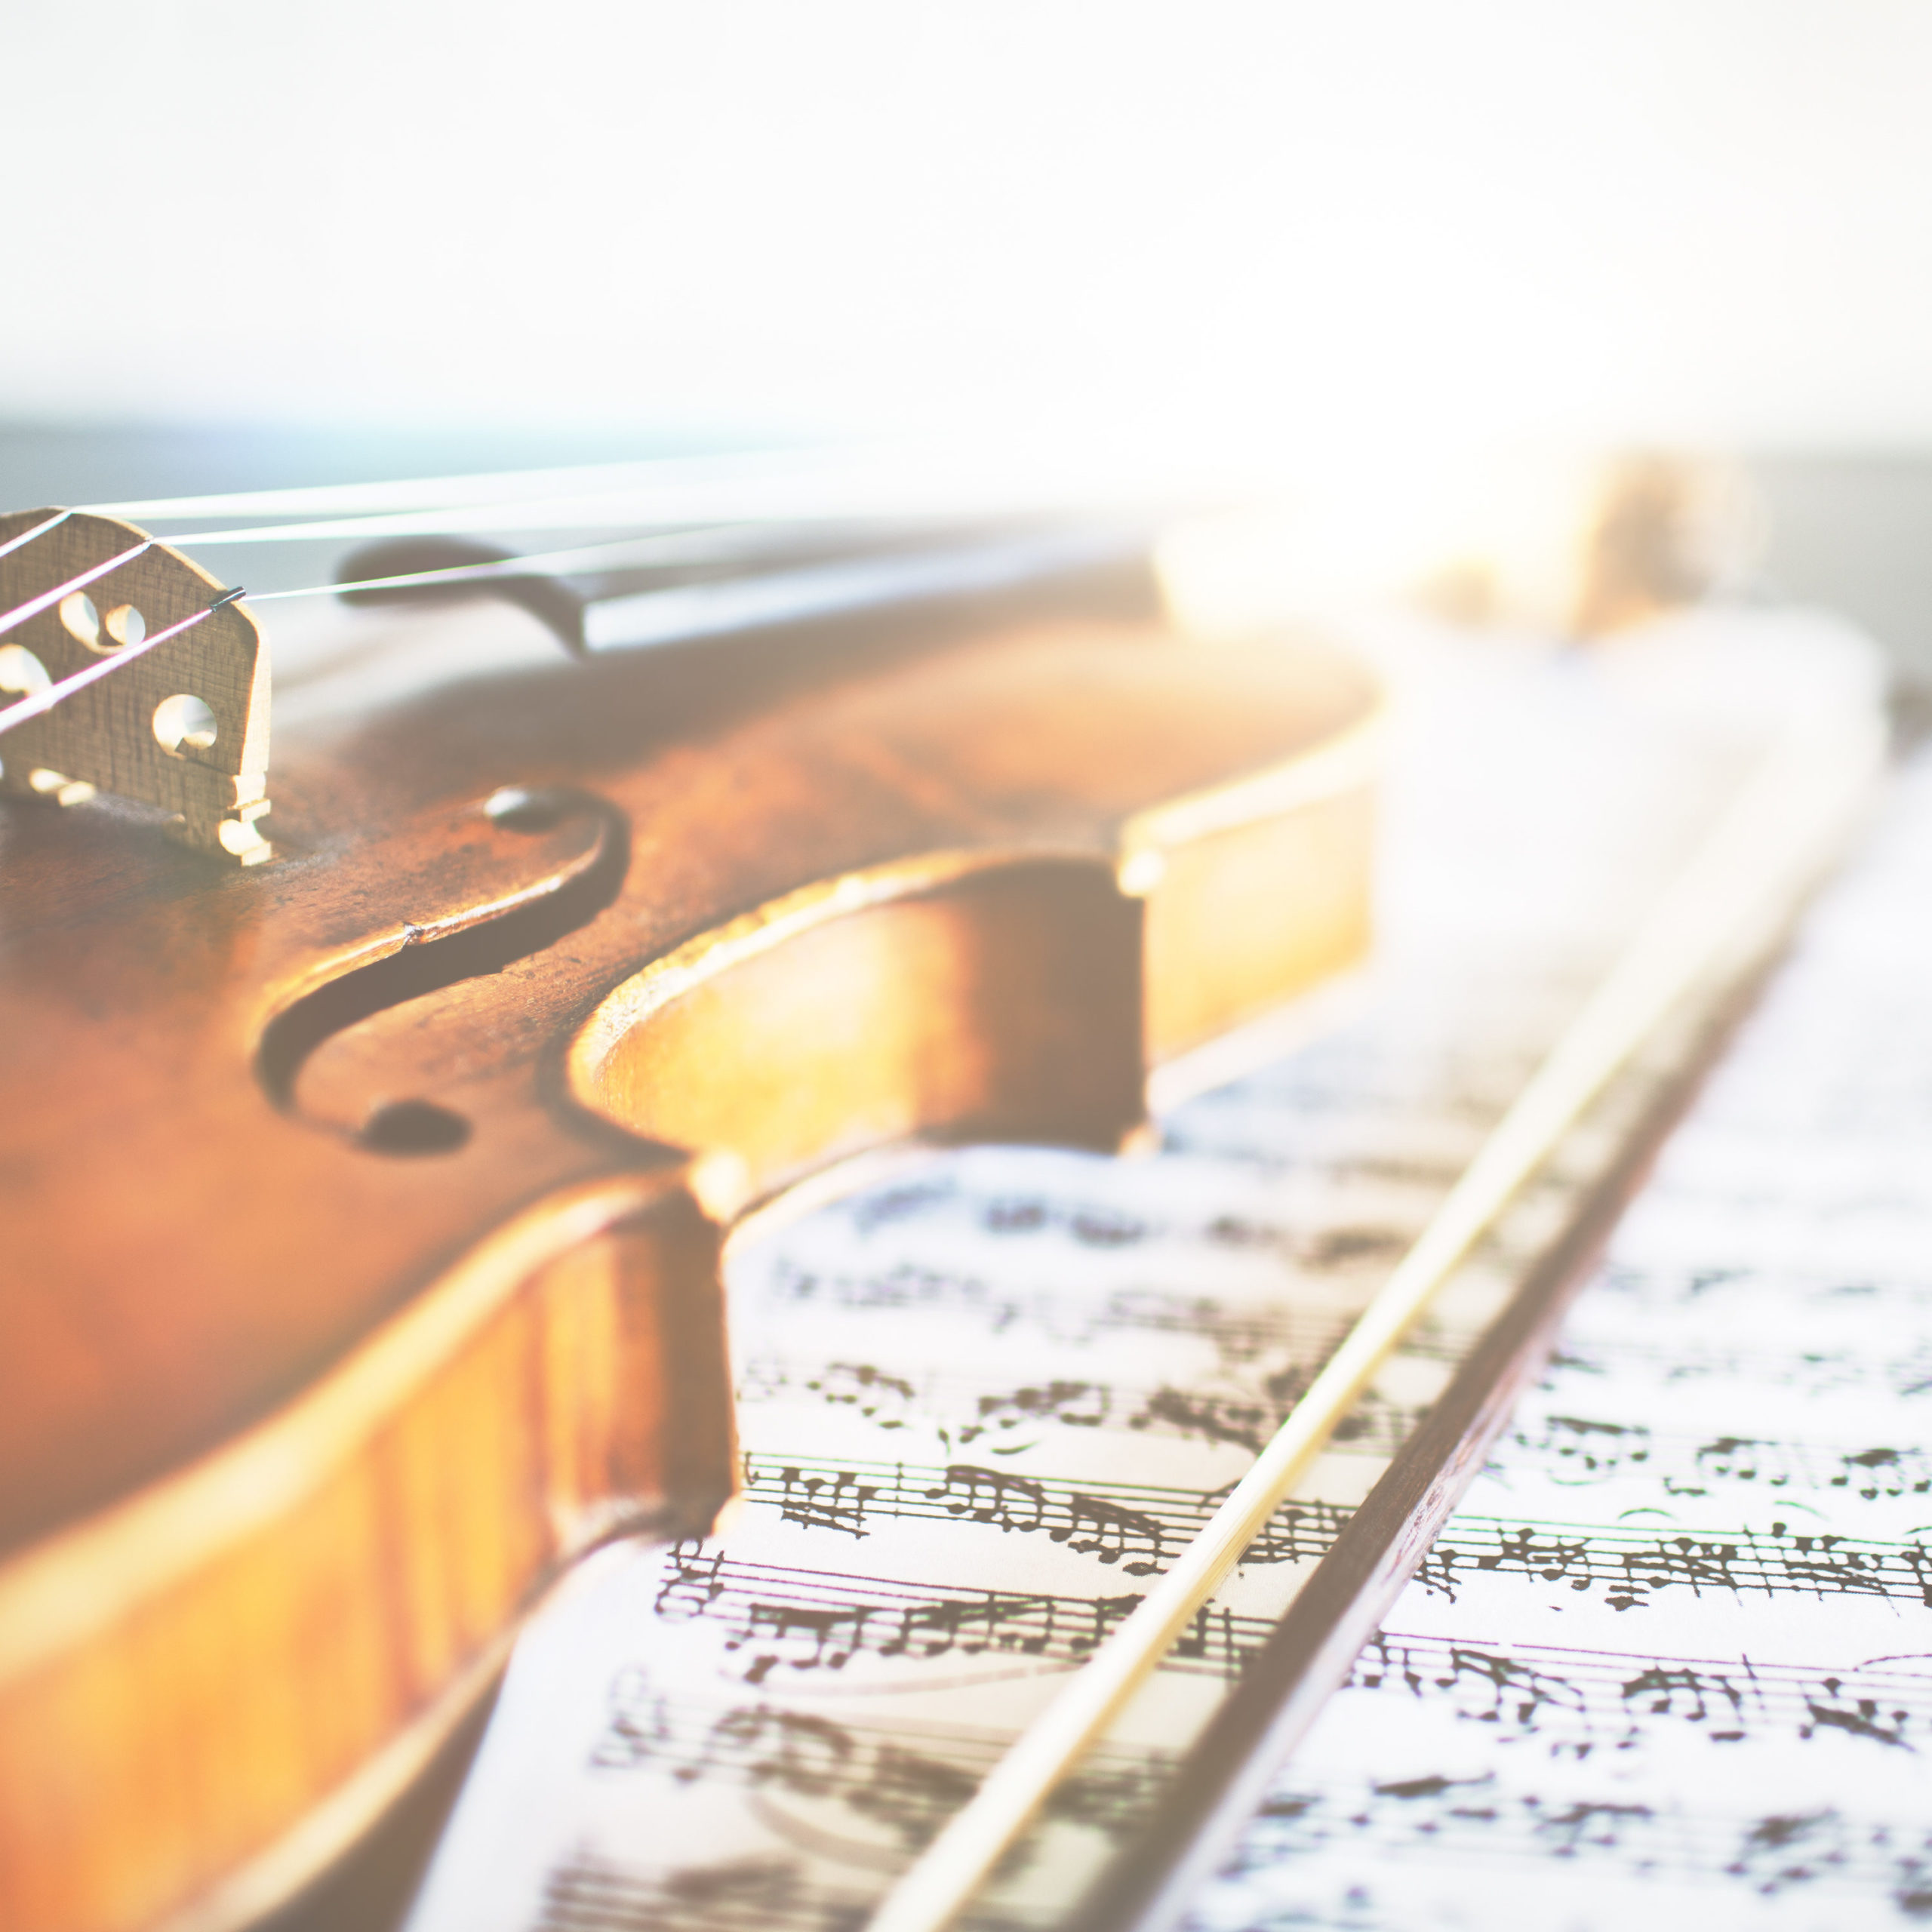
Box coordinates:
[0,495,1380,1932]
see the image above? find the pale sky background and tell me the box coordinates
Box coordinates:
[6,2,1932,458]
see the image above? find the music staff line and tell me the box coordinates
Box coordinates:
[752,1262,1472,1374]
[740,1454,1355,1575]
[1503,1411,1932,1501]
[822,1102,1568,1244]
[1334,1512,1932,1613]
[686,1487,1932,1677]
[743,1346,1932,1503]
[577,1635,1932,1862]
[587,1672,1173,1847]
[1347,1630,1932,1755]
[740,1453,1932,1607]
[766,1164,1592,1303]
[1543,1331,1932,1405]
[758,1136,1617,1321]
[537,1850,910,1932]
[1222,1780,1932,1914]
[653,1549,1269,1684]
[535,1848,1044,1932]
[737,1356,1429,1463]
[1591,1256,1932,1310]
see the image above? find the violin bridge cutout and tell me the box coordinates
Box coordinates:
[0,509,272,863]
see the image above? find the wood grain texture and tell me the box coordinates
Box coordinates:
[0,592,1378,1932]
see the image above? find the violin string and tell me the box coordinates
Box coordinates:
[0,433,1171,728]
[0,594,234,739]
[0,498,1124,726]
[81,442,874,525]
[0,510,72,562]
[0,542,154,643]
[0,509,872,648]
[146,475,1124,551]
[0,528,728,726]
[239,524,794,602]
[0,514,1071,728]
[0,520,837,708]
[162,499,842,549]
[77,429,1261,532]
[83,442,1198,553]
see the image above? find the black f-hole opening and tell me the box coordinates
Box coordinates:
[257,786,629,1151]
[361,1100,472,1155]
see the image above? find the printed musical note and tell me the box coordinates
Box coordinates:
[1540,1326,1932,1410]
[1422,1515,1932,1611]
[588,1672,1173,1845]
[934,1464,1053,1537]
[535,1848,884,1932]
[1053,1494,1167,1572]
[408,627,1925,1932]
[1192,747,1932,1929]
[768,1467,882,1538]
[958,1379,1111,1444]
[754,1263,1419,1367]
[738,1456,1353,1577]
[649,1550,1269,1684]
[1502,1411,1932,1506]
[744,1352,1426,1462]
[1342,1633,1932,1757]
[1202,1779,1932,1925]
[740,1452,1932,1611]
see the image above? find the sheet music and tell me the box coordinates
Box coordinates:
[403,613,1878,1932]
[1191,743,1932,1931]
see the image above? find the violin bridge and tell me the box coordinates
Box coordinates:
[0,509,272,863]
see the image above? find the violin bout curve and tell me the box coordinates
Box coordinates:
[0,614,1379,1932]
[0,1177,734,1932]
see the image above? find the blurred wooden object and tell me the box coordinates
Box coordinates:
[1569,455,1747,637]
[0,549,1378,1932]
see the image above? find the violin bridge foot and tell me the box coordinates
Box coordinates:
[167,795,274,866]
[23,766,98,808]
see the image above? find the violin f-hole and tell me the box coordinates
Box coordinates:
[257,785,629,1149]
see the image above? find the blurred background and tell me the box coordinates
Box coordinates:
[6,0,1932,669]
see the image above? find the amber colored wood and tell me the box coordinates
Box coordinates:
[0,512,272,862]
[0,582,1379,1932]
[573,857,1147,1199]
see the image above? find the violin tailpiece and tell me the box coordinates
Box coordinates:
[0,511,272,863]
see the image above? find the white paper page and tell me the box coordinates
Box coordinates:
[402,615,1818,1932]
[1192,746,1932,1931]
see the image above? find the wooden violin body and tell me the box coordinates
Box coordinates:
[0,537,1378,1932]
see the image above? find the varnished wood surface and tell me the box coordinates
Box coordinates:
[0,611,1374,1555]
[0,588,1377,1932]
